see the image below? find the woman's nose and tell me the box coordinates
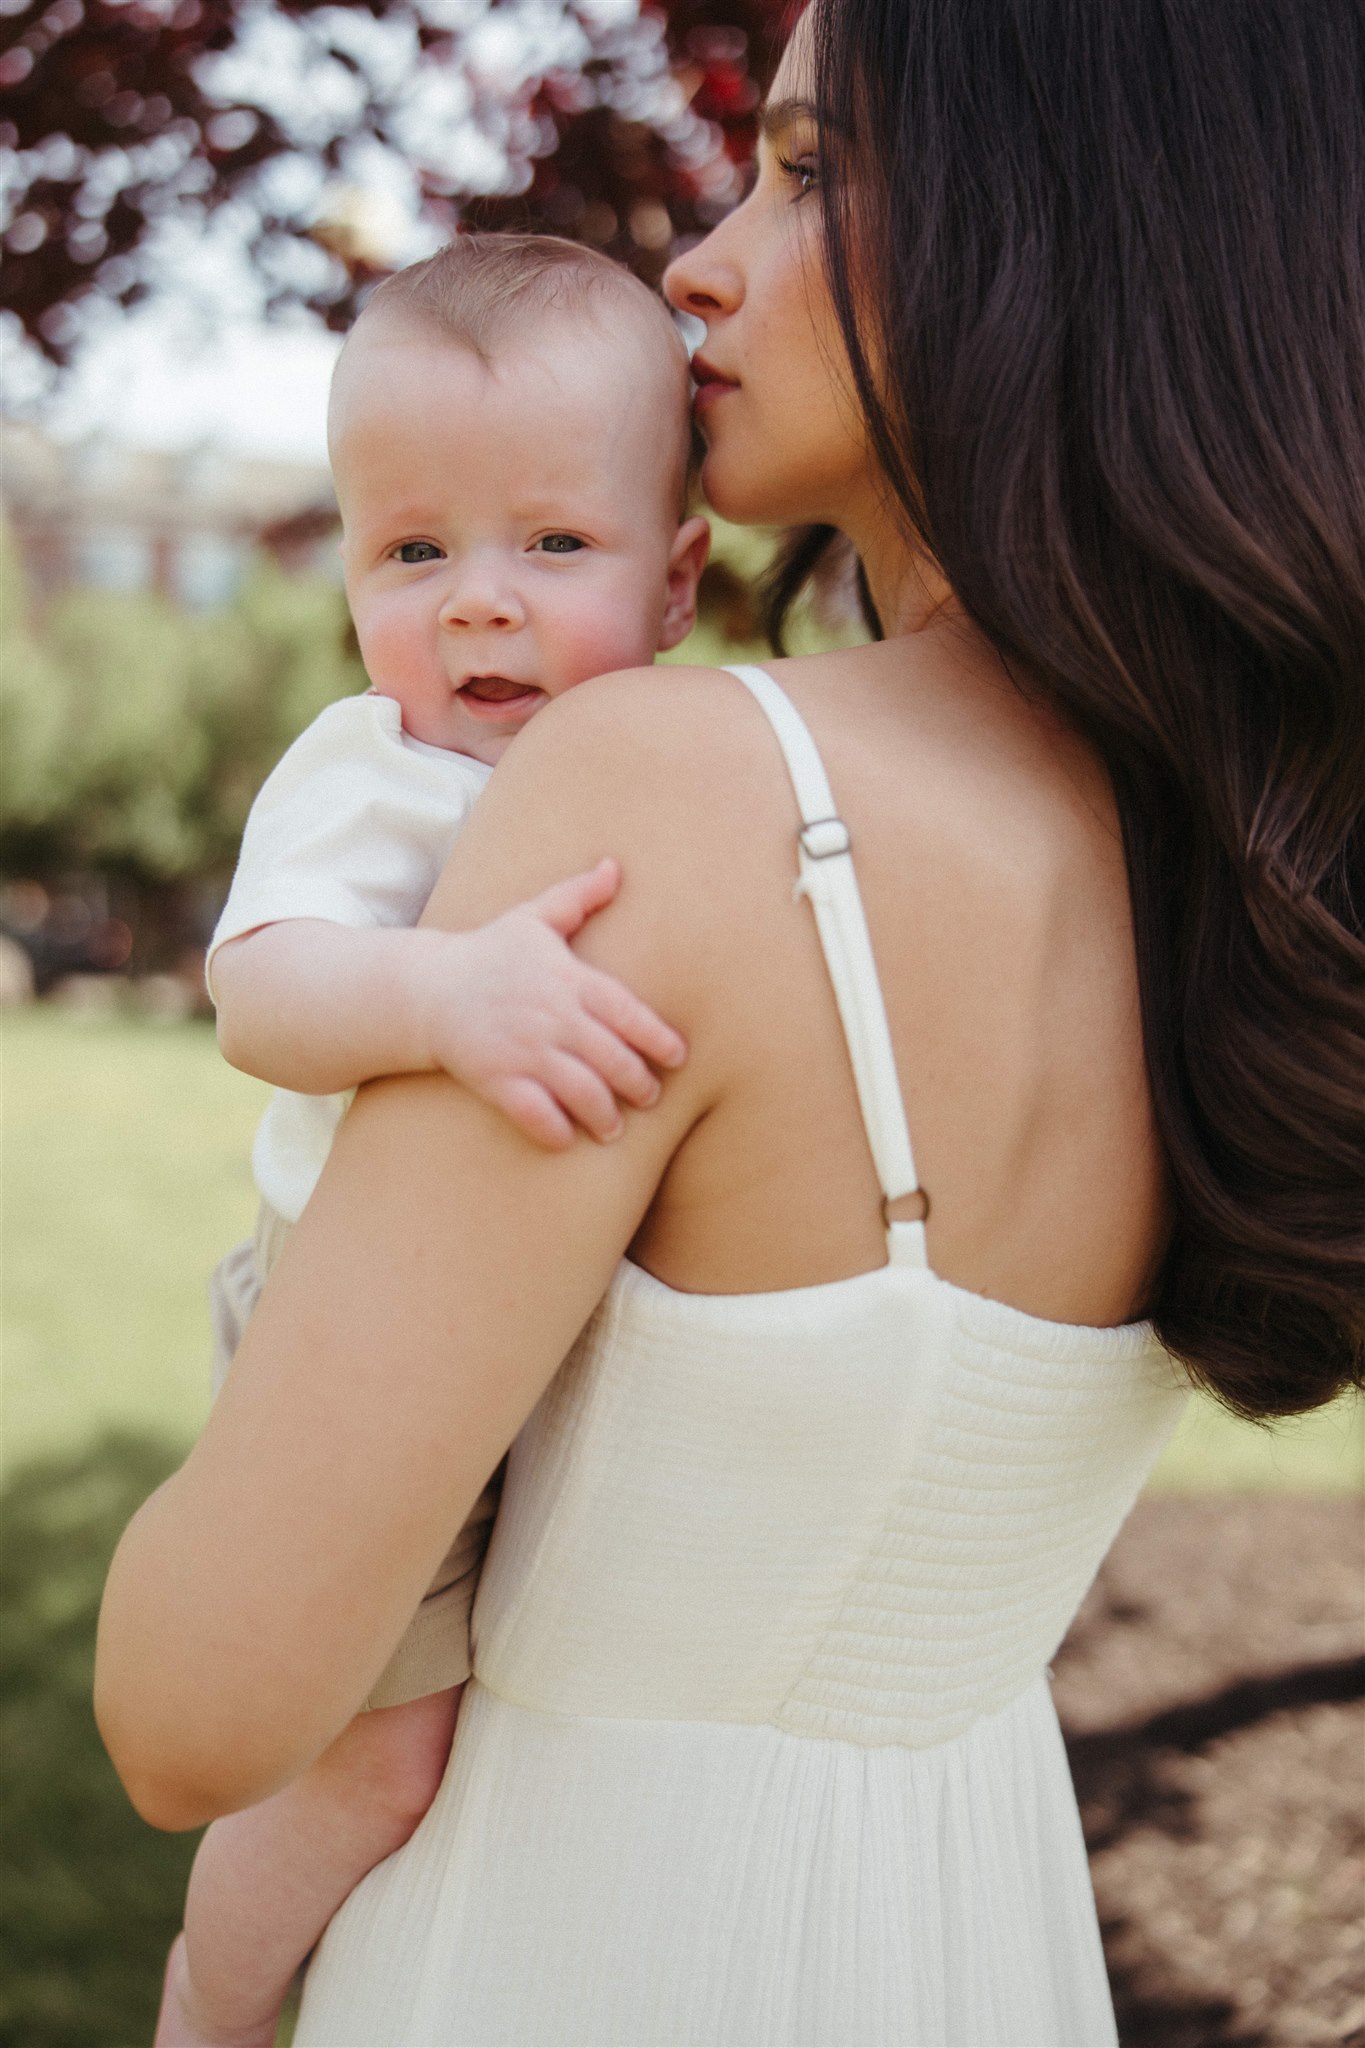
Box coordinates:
[663,227,743,321]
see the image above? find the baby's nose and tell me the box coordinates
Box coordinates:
[443,600,517,628]
[439,578,525,631]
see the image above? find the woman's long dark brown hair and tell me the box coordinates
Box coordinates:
[774,0,1365,1417]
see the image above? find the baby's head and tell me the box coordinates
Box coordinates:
[328,234,708,765]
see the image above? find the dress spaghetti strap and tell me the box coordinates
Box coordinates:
[723,664,931,1272]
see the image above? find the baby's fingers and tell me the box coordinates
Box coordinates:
[582,970,687,1073]
[481,1075,575,1152]
[569,1015,664,1111]
[538,1050,624,1144]
[524,859,620,941]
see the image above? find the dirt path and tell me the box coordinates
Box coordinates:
[1054,1498,1365,2047]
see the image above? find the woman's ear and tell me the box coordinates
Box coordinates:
[657,516,712,651]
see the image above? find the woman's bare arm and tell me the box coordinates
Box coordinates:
[95,673,734,1830]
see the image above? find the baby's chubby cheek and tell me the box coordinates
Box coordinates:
[546,591,662,691]
[353,612,427,699]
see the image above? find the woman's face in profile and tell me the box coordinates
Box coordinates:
[663,14,869,531]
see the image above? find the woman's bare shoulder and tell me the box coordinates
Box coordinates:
[776,633,1127,889]
[423,663,803,1044]
[515,661,781,775]
[448,662,797,895]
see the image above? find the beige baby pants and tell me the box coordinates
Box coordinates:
[208,1203,502,1710]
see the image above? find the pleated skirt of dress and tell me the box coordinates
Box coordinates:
[294,1672,1117,2048]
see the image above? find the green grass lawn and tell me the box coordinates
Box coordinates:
[2,1006,268,1480]
[3,1004,1360,1491]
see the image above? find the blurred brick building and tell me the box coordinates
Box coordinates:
[1,419,338,609]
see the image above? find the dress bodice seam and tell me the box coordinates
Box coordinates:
[612,1254,1162,1365]
[464,1664,1054,1754]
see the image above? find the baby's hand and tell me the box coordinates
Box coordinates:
[419,858,686,1149]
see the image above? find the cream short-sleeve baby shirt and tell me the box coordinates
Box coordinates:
[207,691,492,1223]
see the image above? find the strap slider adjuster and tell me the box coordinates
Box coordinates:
[799,816,851,861]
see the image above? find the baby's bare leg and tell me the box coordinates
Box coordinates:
[154,1686,460,2047]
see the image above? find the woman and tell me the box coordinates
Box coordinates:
[98,2,1363,2042]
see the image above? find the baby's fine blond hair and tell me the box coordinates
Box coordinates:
[358,232,683,365]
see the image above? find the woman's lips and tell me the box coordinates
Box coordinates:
[692,355,738,411]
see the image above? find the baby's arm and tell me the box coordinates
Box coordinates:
[213,857,686,1149]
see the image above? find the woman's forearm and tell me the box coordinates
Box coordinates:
[95,1369,461,1831]
[94,1092,482,1828]
[95,1473,295,1831]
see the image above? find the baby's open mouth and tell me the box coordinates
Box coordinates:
[459,675,541,705]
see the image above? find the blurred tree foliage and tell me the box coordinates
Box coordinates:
[0,524,364,887]
[0,1433,199,2047]
[2,0,786,363]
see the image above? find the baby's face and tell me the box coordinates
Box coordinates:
[330,312,704,766]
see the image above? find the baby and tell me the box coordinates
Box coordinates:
[155,233,708,2047]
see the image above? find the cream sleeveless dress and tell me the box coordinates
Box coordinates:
[295,665,1187,2048]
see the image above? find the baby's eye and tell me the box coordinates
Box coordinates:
[394,540,443,564]
[536,534,586,555]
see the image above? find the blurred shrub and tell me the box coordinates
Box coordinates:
[0,1433,199,2047]
[1,515,848,914]
[1,526,365,888]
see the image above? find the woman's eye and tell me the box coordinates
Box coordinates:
[394,541,443,564]
[777,153,819,197]
[536,534,585,555]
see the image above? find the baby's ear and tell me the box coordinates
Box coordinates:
[658,516,711,651]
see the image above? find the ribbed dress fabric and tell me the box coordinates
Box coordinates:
[295,666,1187,2047]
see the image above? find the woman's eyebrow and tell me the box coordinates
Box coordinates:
[757,96,820,144]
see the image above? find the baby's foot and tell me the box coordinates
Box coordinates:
[153,1932,282,2048]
